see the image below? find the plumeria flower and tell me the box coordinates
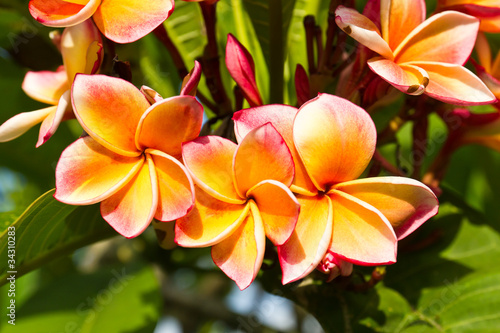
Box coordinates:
[29,0,174,43]
[436,0,500,32]
[55,74,203,238]
[233,93,439,284]
[175,123,300,290]
[473,32,500,100]
[335,0,496,105]
[0,20,102,147]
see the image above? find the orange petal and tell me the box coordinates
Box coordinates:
[141,86,163,104]
[61,19,102,84]
[93,0,174,43]
[480,16,500,33]
[380,0,426,50]
[415,62,497,105]
[136,95,203,156]
[328,190,397,265]
[233,105,317,195]
[29,0,100,27]
[475,32,492,73]
[461,115,500,151]
[212,201,266,290]
[394,11,479,65]
[175,188,249,247]
[22,67,69,105]
[335,5,394,60]
[182,136,244,204]
[278,195,333,284]
[55,136,144,205]
[333,177,438,240]
[247,180,299,246]
[233,123,294,196]
[72,74,150,156]
[368,57,429,95]
[101,154,158,238]
[293,94,376,191]
[0,107,54,143]
[36,90,72,147]
[148,149,195,221]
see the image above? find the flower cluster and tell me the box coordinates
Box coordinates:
[6,0,500,290]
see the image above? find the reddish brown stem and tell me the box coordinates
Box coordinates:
[304,15,317,75]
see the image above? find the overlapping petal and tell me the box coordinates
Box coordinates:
[233,123,294,196]
[335,6,394,59]
[29,0,101,28]
[36,90,72,147]
[211,202,266,290]
[380,0,426,49]
[182,136,244,204]
[72,74,150,156]
[247,180,299,246]
[101,154,158,238]
[175,188,249,247]
[368,58,429,95]
[333,177,438,240]
[0,107,54,143]
[414,62,496,105]
[328,191,397,265]
[136,96,203,157]
[149,150,195,221]
[293,94,376,190]
[233,105,317,194]
[394,11,479,65]
[93,0,174,43]
[55,136,144,205]
[22,67,68,105]
[279,195,333,284]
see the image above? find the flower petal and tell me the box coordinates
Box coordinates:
[180,60,202,96]
[225,34,263,107]
[29,0,100,27]
[293,94,376,191]
[148,149,195,221]
[380,0,426,50]
[475,32,492,73]
[55,136,144,205]
[101,154,158,238]
[61,19,102,84]
[182,136,244,204]
[461,114,500,151]
[93,0,174,43]
[0,107,54,143]
[368,57,429,95]
[36,90,72,147]
[394,11,479,65]
[233,105,317,194]
[72,74,150,156]
[247,180,299,246]
[278,195,333,284]
[333,177,438,240]
[335,5,394,60]
[22,67,69,105]
[212,201,266,290]
[175,188,249,247]
[136,95,203,156]
[141,86,163,104]
[328,190,397,265]
[415,62,497,105]
[234,123,294,197]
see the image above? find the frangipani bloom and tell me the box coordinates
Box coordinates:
[0,20,102,147]
[29,0,174,43]
[55,74,203,238]
[335,0,496,105]
[233,94,439,284]
[175,124,300,290]
[436,0,500,32]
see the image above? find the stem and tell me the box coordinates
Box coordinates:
[153,24,188,78]
[304,15,317,75]
[372,150,407,177]
[269,0,284,103]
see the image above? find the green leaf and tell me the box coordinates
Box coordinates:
[0,189,116,284]
[0,264,161,332]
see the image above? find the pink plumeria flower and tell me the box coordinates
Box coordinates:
[55,74,203,238]
[233,93,439,284]
[335,0,496,105]
[29,0,174,43]
[0,20,102,147]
